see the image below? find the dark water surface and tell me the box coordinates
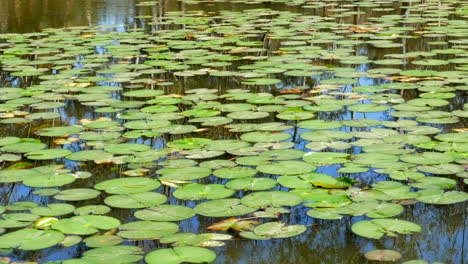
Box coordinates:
[0,0,466,263]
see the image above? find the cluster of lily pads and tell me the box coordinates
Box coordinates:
[0,0,467,263]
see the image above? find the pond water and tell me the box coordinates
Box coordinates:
[0,0,467,263]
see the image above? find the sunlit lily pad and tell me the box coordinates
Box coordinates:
[173,184,235,200]
[118,221,178,239]
[145,246,216,264]
[0,229,64,250]
[94,177,160,194]
[194,199,257,217]
[351,219,422,239]
[52,215,121,235]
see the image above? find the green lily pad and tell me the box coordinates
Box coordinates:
[35,126,83,137]
[400,152,455,165]
[134,205,195,221]
[104,192,167,208]
[145,246,216,264]
[25,149,72,160]
[194,199,257,217]
[158,167,211,181]
[225,177,278,191]
[30,204,75,216]
[416,190,468,204]
[54,188,101,201]
[303,152,349,165]
[213,167,257,179]
[241,191,303,208]
[0,229,64,250]
[75,234,118,248]
[240,132,291,143]
[52,215,121,235]
[173,184,235,200]
[94,177,160,194]
[81,245,144,263]
[351,219,422,239]
[240,222,306,240]
[118,221,178,239]
[257,161,316,175]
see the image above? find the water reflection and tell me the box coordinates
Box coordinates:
[0,0,136,33]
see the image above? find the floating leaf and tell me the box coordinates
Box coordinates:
[145,246,216,264]
[351,219,422,239]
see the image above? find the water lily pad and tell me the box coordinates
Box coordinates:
[257,161,316,175]
[241,191,303,208]
[145,246,216,264]
[240,222,306,240]
[365,249,402,261]
[104,192,167,208]
[226,177,278,191]
[194,199,257,217]
[351,219,422,239]
[54,188,101,201]
[134,205,196,221]
[158,167,211,181]
[173,184,235,200]
[104,143,150,154]
[84,235,123,248]
[118,221,178,239]
[52,215,121,235]
[25,149,72,160]
[94,177,160,194]
[303,152,349,165]
[240,132,291,143]
[400,152,455,165]
[416,190,468,204]
[36,126,83,137]
[0,229,64,250]
[81,245,144,263]
[30,204,75,216]
[213,167,257,179]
